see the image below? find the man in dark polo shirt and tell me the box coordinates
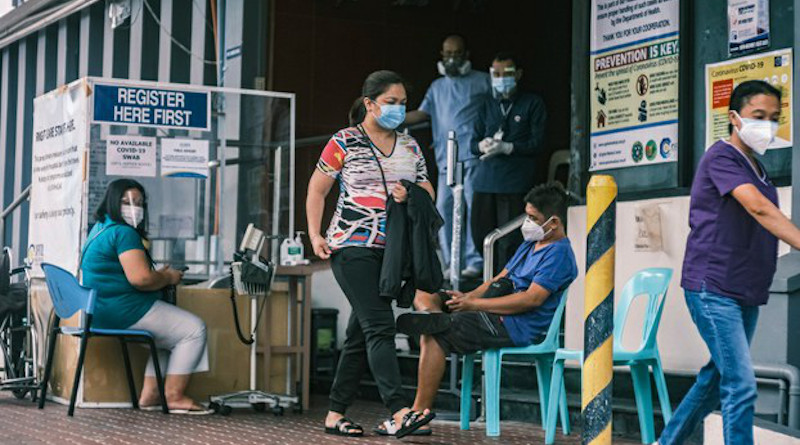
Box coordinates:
[470,52,547,273]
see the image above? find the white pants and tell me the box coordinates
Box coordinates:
[128,300,209,376]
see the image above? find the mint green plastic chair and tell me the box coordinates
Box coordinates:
[460,287,571,437]
[544,267,673,444]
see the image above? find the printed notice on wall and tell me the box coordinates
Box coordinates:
[161,138,209,178]
[28,81,88,277]
[589,0,680,171]
[728,0,770,55]
[106,136,157,177]
[705,48,792,150]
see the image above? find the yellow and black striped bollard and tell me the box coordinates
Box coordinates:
[582,175,617,445]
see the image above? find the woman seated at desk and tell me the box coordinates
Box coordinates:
[81,178,210,414]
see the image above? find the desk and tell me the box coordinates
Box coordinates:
[263,265,315,411]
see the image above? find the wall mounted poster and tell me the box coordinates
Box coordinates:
[705,48,792,150]
[728,0,770,54]
[589,0,680,171]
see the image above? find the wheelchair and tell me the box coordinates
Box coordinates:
[0,247,39,400]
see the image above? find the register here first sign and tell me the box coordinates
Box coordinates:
[92,84,210,131]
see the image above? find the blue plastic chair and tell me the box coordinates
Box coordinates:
[460,288,571,437]
[544,267,673,444]
[39,263,168,416]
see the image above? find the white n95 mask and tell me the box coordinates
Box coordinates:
[733,111,778,155]
[521,216,553,242]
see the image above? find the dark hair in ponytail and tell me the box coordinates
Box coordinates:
[348,70,407,127]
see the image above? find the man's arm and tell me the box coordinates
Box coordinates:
[447,275,551,315]
[454,282,551,315]
[405,110,430,125]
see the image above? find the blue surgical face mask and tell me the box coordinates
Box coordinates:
[492,76,516,96]
[372,103,406,130]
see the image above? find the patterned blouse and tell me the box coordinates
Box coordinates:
[317,126,429,250]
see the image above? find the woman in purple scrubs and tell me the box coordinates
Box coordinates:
[658,81,800,445]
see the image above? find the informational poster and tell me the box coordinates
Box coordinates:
[589,0,680,171]
[28,81,88,277]
[161,138,210,178]
[705,48,792,150]
[105,135,157,177]
[728,0,770,54]
[92,84,210,131]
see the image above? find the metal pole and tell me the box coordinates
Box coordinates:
[793,0,800,232]
[582,175,616,445]
[214,0,227,275]
[447,130,461,291]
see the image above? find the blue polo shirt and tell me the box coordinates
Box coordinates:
[81,217,161,329]
[502,238,578,346]
[419,70,491,168]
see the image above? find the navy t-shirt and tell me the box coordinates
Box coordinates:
[502,238,578,346]
[681,140,779,305]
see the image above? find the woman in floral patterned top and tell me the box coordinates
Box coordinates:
[307,71,435,438]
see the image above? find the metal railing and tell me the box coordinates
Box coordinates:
[482,214,526,281]
[0,185,31,243]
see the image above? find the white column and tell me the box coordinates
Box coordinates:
[78,8,90,78]
[157,0,172,82]
[12,40,26,259]
[57,19,67,86]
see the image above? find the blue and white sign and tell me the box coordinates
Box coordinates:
[92,84,210,130]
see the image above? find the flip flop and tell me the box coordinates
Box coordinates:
[397,312,452,336]
[395,409,436,439]
[324,417,364,437]
[140,405,163,412]
[169,407,214,415]
[373,419,432,436]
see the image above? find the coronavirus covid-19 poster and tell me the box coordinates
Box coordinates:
[589,0,680,171]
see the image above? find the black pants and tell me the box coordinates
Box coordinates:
[471,192,526,275]
[329,247,407,415]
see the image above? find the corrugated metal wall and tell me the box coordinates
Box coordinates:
[0,0,252,261]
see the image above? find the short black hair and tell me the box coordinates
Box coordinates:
[728,80,782,134]
[348,70,407,126]
[493,51,520,69]
[524,182,568,224]
[94,178,149,237]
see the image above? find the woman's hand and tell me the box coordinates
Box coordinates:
[159,265,184,285]
[311,234,332,260]
[393,183,408,203]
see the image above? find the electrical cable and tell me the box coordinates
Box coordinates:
[228,263,271,345]
[142,0,219,66]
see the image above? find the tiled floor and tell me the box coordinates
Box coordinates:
[0,392,640,445]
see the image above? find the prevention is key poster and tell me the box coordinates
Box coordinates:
[589,0,680,171]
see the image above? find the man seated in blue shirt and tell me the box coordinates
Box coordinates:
[471,52,547,274]
[397,183,577,421]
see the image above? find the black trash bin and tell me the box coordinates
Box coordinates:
[311,308,339,379]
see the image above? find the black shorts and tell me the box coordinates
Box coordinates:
[432,311,516,355]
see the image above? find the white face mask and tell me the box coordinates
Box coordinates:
[732,111,778,156]
[521,216,554,242]
[121,205,144,228]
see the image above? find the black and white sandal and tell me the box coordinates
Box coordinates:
[395,409,436,439]
[373,419,432,436]
[324,417,364,437]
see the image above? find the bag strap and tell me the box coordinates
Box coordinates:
[357,124,391,200]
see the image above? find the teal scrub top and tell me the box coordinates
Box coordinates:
[80,217,160,329]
